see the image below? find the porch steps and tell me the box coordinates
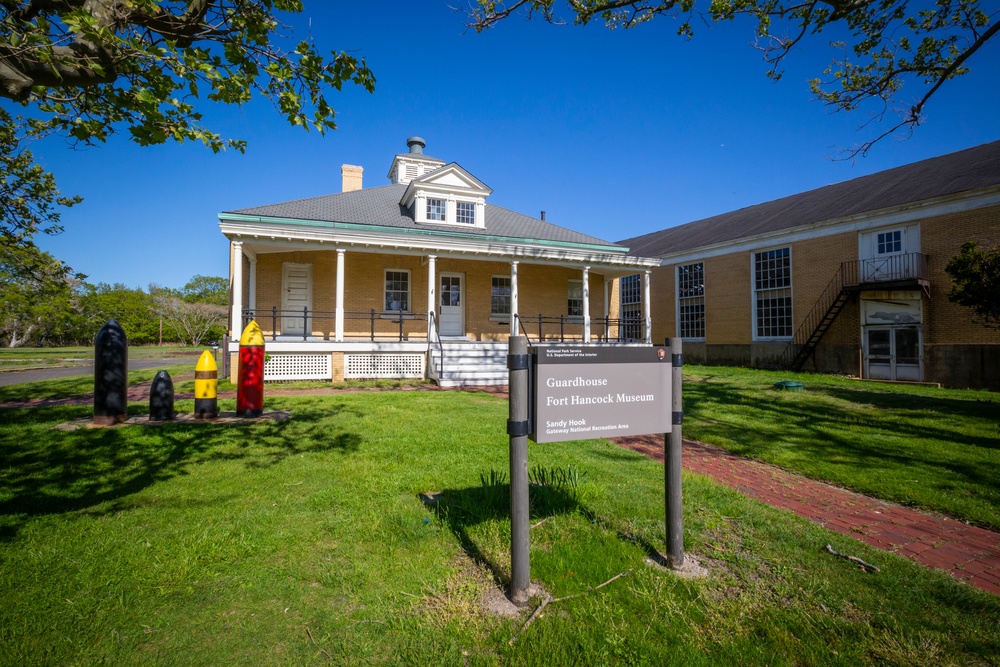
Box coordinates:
[430,341,508,387]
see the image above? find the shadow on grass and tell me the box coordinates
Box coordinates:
[426,480,582,590]
[685,379,1000,525]
[0,402,363,541]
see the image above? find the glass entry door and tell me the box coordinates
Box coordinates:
[864,326,922,381]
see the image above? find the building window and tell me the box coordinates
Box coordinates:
[754,248,792,339]
[426,198,446,221]
[677,263,705,339]
[620,274,642,339]
[491,276,511,315]
[456,201,476,225]
[568,280,583,316]
[385,270,410,312]
[877,229,902,255]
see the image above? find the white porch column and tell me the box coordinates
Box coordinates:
[510,260,519,338]
[335,249,346,342]
[231,241,243,336]
[603,277,610,341]
[248,255,257,318]
[582,266,591,343]
[643,270,652,345]
[427,255,437,340]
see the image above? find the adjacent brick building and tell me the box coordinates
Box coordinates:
[622,141,1000,389]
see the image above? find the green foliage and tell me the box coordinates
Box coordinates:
[0,1,375,241]
[78,282,161,344]
[468,0,998,155]
[945,240,1000,329]
[0,108,82,241]
[179,274,229,306]
[0,237,79,346]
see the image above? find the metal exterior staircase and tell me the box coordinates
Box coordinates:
[780,253,929,371]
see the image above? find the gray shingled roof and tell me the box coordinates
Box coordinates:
[620,141,1000,258]
[223,183,621,248]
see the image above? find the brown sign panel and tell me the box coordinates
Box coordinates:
[531,346,672,443]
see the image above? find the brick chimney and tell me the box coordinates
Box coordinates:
[341,164,363,192]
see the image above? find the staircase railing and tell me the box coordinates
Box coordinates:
[779,252,929,370]
[428,311,444,380]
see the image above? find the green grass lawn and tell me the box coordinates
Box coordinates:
[682,366,1000,530]
[1,391,998,666]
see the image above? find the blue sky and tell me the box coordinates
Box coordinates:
[24,2,1000,289]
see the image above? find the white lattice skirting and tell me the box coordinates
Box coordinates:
[264,354,332,381]
[345,353,425,379]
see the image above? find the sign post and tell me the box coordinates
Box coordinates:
[666,338,684,567]
[507,336,532,606]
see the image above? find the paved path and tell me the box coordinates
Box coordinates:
[614,433,1000,596]
[0,359,185,387]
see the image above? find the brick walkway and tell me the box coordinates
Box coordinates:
[614,434,1000,596]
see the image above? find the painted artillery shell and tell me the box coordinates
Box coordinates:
[236,320,265,418]
[93,318,128,425]
[194,349,219,419]
[149,370,175,421]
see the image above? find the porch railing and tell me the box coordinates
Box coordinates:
[241,307,428,342]
[514,313,643,344]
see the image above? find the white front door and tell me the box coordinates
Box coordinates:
[864,326,922,381]
[282,263,312,337]
[439,273,464,337]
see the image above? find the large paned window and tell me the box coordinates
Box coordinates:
[677,263,705,339]
[384,270,410,312]
[754,248,792,338]
[491,276,511,315]
[456,201,476,225]
[426,198,446,221]
[620,274,642,339]
[568,281,583,317]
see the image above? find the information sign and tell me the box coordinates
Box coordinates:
[531,346,672,443]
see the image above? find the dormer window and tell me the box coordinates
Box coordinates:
[427,198,446,221]
[396,139,493,229]
[456,201,476,225]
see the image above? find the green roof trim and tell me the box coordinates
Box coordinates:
[218,212,631,254]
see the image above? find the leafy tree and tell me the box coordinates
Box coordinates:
[179,274,228,306]
[150,276,228,345]
[0,0,375,240]
[79,282,162,344]
[0,107,82,241]
[467,0,998,155]
[945,241,1000,329]
[0,237,78,346]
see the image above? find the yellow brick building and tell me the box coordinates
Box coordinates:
[221,137,659,385]
[622,142,1000,389]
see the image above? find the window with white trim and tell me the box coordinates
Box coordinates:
[620,274,642,339]
[568,280,583,317]
[426,198,446,221]
[384,270,410,312]
[456,201,476,225]
[677,263,705,339]
[753,248,792,339]
[491,276,511,315]
[877,229,903,255]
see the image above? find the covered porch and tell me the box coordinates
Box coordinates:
[225,239,658,385]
